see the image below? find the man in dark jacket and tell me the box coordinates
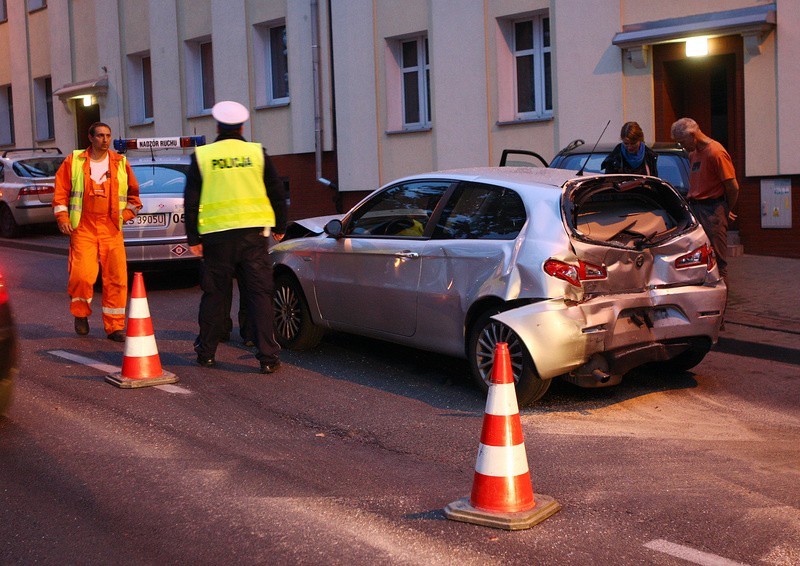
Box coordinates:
[184,100,287,374]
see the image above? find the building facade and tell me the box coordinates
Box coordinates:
[1,0,797,257]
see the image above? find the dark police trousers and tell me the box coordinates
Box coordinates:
[195,228,279,363]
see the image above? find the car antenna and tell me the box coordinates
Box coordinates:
[576,120,611,176]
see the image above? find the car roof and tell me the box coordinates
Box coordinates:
[396,166,578,190]
[555,140,688,157]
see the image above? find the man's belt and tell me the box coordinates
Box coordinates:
[687,196,725,204]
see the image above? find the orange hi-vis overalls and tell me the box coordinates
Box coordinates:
[53,150,141,335]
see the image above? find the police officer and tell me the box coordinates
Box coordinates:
[184,101,287,373]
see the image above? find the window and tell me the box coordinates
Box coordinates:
[0,85,13,145]
[254,22,289,106]
[513,16,551,118]
[400,37,430,128]
[33,76,54,141]
[346,181,449,237]
[434,183,527,240]
[27,0,46,11]
[127,53,153,123]
[185,38,214,114]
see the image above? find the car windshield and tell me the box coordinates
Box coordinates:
[12,157,65,178]
[555,153,688,194]
[132,164,189,194]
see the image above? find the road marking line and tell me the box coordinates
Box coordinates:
[644,539,750,566]
[49,350,192,395]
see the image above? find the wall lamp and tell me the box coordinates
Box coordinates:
[686,36,709,57]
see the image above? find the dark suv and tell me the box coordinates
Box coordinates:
[500,140,691,196]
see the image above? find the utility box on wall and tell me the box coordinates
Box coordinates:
[760,179,792,229]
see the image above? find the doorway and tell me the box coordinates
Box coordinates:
[653,36,744,170]
[74,100,100,149]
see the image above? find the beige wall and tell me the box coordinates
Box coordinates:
[776,0,800,175]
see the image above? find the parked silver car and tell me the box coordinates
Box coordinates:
[0,148,65,238]
[271,167,726,405]
[114,136,205,269]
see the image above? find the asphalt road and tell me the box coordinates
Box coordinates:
[1,245,798,565]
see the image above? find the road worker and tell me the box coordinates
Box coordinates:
[185,101,287,374]
[53,122,142,341]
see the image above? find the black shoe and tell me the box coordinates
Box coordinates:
[197,355,215,368]
[259,360,281,374]
[219,332,231,343]
[107,330,125,342]
[74,317,89,335]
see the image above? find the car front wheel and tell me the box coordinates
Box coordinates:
[468,308,551,406]
[273,273,324,351]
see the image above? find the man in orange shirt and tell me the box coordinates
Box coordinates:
[53,122,142,341]
[670,117,739,281]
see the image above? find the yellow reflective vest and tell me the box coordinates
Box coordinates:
[195,139,275,235]
[68,150,129,229]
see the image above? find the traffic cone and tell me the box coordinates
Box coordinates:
[444,342,560,530]
[106,272,178,389]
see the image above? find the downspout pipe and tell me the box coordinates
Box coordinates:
[311,0,335,190]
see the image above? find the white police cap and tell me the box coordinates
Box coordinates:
[211,101,249,126]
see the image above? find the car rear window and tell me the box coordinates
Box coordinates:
[567,178,692,249]
[12,157,65,178]
[132,164,189,194]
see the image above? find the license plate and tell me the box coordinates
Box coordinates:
[126,213,167,227]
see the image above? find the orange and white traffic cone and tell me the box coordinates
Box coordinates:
[106,272,178,389]
[444,342,560,530]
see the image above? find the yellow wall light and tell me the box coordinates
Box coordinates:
[686,37,709,57]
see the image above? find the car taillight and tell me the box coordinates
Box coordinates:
[18,185,55,197]
[675,243,716,270]
[543,258,607,287]
[0,275,8,305]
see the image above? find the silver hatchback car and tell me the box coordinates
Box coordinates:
[271,167,726,405]
[0,148,65,238]
[114,136,205,268]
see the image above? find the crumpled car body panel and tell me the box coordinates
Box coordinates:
[493,279,725,379]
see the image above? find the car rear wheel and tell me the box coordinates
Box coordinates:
[468,308,551,406]
[273,273,324,351]
[659,340,712,373]
[0,204,20,239]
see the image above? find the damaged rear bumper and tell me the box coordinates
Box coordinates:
[492,282,726,380]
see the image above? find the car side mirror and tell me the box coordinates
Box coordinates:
[324,219,343,238]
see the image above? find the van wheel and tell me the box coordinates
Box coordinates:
[0,204,20,238]
[468,308,551,406]
[273,273,324,350]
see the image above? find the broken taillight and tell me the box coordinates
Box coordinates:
[675,243,716,270]
[543,259,607,287]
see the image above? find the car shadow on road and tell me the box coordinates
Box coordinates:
[279,332,701,414]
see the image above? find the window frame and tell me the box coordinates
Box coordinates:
[33,76,54,141]
[0,85,13,146]
[184,37,214,116]
[399,36,431,129]
[512,14,552,120]
[127,52,154,124]
[253,21,290,107]
[27,0,46,13]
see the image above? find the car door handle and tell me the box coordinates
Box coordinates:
[395,251,419,259]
